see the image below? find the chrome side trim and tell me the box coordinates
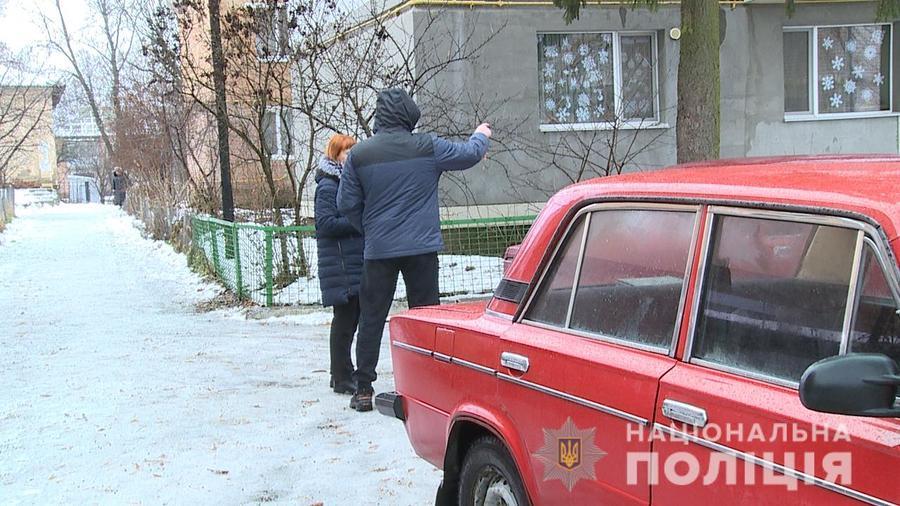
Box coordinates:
[654,424,894,506]
[497,372,649,426]
[451,357,496,376]
[434,352,452,363]
[484,308,514,321]
[393,341,432,357]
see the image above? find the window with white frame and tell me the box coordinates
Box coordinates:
[538,32,659,128]
[783,24,892,117]
[263,108,293,158]
[248,2,289,60]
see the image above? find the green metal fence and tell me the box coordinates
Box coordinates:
[191,214,536,306]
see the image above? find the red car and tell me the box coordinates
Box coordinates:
[377,156,900,506]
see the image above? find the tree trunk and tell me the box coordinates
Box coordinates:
[207,0,235,222]
[676,0,720,163]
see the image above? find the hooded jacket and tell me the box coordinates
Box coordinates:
[337,88,489,260]
[314,157,364,306]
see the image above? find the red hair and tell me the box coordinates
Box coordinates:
[326,134,356,161]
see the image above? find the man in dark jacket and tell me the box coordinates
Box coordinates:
[338,88,491,411]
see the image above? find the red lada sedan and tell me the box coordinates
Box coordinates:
[377,156,900,506]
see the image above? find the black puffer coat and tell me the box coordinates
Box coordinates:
[314,157,364,307]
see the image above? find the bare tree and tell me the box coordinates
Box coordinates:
[40,0,136,184]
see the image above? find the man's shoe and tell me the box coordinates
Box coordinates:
[333,380,356,395]
[350,391,374,412]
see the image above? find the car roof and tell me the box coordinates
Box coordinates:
[557,154,900,242]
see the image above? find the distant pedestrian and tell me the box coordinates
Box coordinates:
[111,168,127,207]
[338,88,491,412]
[315,134,363,395]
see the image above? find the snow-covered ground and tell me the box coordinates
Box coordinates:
[0,204,441,505]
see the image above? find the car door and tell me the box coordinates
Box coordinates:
[652,207,900,505]
[497,204,700,505]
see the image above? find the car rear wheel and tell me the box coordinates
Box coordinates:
[458,436,528,506]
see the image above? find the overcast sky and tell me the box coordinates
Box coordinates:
[0,0,89,72]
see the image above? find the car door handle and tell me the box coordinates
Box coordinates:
[662,399,708,428]
[500,352,530,373]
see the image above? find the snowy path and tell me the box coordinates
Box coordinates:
[0,205,440,505]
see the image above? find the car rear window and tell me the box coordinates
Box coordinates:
[692,215,858,382]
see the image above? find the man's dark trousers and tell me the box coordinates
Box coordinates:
[353,252,439,392]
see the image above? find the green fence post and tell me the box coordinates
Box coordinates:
[264,229,274,306]
[209,220,221,280]
[233,223,244,299]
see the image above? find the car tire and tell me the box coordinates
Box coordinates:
[458,436,528,506]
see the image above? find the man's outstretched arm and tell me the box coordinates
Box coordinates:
[433,123,492,172]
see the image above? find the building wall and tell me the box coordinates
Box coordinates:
[721,4,898,157]
[411,5,682,206]
[3,86,58,187]
[402,2,897,206]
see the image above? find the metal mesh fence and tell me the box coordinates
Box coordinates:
[191,214,535,306]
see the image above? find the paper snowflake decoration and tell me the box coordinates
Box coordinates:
[543,62,556,77]
[577,93,591,107]
[821,75,835,91]
[831,56,844,71]
[582,56,596,73]
[822,36,834,50]
[570,77,578,87]
[871,29,884,45]
[861,88,874,103]
[846,40,858,53]
[829,93,843,108]
[873,73,885,86]
[598,49,609,65]
[578,44,590,56]
[595,104,606,116]
[543,45,558,59]
[602,33,611,44]
[864,45,878,60]
[852,65,865,79]
[844,80,857,94]
[587,69,600,83]
[563,52,575,66]
[561,37,571,49]
[545,98,557,112]
[543,81,555,93]
[576,107,590,123]
[595,89,604,103]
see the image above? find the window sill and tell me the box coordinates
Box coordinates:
[540,121,670,132]
[784,111,899,122]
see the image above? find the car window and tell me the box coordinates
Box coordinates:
[570,210,695,349]
[526,215,587,327]
[850,245,900,364]
[692,215,858,382]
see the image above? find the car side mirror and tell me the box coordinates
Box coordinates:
[799,353,900,417]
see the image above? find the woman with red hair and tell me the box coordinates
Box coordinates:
[314,134,363,394]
